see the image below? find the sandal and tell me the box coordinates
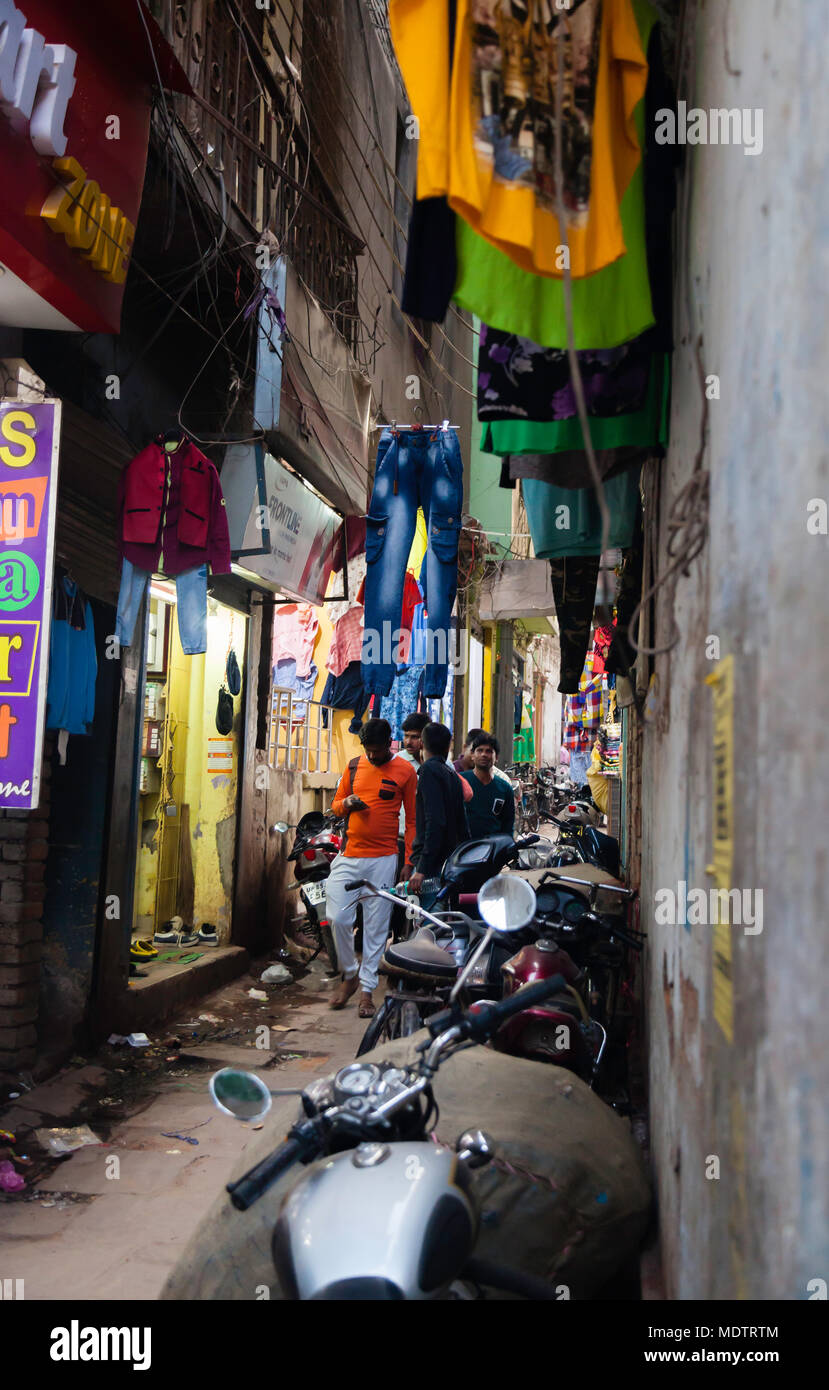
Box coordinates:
[131,941,158,959]
[329,976,359,1010]
[358,994,376,1018]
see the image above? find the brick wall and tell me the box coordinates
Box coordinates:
[0,742,52,1072]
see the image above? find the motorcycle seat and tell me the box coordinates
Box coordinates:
[383,928,458,981]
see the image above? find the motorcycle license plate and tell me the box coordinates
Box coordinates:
[302,881,327,906]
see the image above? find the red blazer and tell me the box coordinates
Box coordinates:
[120,441,219,548]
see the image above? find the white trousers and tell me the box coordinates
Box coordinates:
[326,852,398,992]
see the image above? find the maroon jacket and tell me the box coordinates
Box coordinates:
[118,439,232,577]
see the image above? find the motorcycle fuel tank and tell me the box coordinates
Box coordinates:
[271,1141,476,1300]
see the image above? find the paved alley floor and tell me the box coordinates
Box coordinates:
[0,955,369,1300]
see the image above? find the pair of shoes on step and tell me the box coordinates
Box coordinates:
[153,916,219,948]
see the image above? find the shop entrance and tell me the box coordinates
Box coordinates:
[129,582,247,978]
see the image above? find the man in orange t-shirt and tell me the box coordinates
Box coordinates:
[327,718,417,1017]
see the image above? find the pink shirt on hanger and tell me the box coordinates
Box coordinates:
[327,604,364,677]
[273,603,319,677]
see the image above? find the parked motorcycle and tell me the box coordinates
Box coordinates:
[548,810,622,876]
[355,863,641,1098]
[273,811,342,971]
[207,876,580,1300]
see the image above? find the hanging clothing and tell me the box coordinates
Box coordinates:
[379,664,425,743]
[390,0,648,280]
[400,0,460,321]
[320,661,370,734]
[116,560,207,655]
[506,445,651,490]
[522,461,642,560]
[362,427,463,699]
[451,2,661,347]
[606,509,645,677]
[46,574,97,737]
[477,325,653,423]
[118,437,231,577]
[328,514,368,574]
[482,351,670,463]
[327,605,365,677]
[550,554,601,694]
[356,570,424,668]
[273,657,318,723]
[272,602,319,678]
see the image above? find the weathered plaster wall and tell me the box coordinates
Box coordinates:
[641,0,829,1298]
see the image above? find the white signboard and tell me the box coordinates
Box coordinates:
[222,444,340,605]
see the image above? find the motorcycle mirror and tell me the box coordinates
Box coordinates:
[270,822,291,834]
[477,873,537,932]
[209,1068,272,1124]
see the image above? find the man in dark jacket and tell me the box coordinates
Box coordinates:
[462,733,516,839]
[408,723,469,892]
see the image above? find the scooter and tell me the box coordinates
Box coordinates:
[207,876,577,1300]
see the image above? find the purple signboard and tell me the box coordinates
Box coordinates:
[0,400,60,809]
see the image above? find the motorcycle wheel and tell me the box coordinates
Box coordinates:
[355,995,396,1057]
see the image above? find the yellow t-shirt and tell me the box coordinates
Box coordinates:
[390,0,649,280]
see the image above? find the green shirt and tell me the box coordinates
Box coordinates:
[453,0,658,351]
[462,771,516,839]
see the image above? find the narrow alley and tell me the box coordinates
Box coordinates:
[0,0,825,1354]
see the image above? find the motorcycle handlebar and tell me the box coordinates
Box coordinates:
[225,1129,319,1211]
[343,879,368,891]
[427,974,568,1044]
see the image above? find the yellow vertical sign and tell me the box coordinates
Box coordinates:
[705,655,735,1042]
[482,625,493,730]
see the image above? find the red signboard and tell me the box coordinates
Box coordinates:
[0,0,189,333]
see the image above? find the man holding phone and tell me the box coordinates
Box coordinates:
[327,718,416,1017]
[461,733,516,839]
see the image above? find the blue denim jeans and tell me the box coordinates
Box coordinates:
[116,559,208,655]
[362,427,463,698]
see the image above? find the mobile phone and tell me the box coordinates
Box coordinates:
[492,797,505,815]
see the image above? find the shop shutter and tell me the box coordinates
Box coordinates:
[54,402,134,607]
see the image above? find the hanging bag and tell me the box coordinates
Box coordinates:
[226,649,241,696]
[216,686,234,735]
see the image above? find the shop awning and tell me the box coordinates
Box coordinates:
[252,256,372,517]
[479,559,557,626]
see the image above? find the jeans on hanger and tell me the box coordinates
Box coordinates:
[362,426,463,699]
[116,559,208,655]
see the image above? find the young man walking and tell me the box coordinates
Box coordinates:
[408,723,469,893]
[462,733,516,839]
[327,718,416,1017]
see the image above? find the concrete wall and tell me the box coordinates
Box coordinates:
[641,0,828,1299]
